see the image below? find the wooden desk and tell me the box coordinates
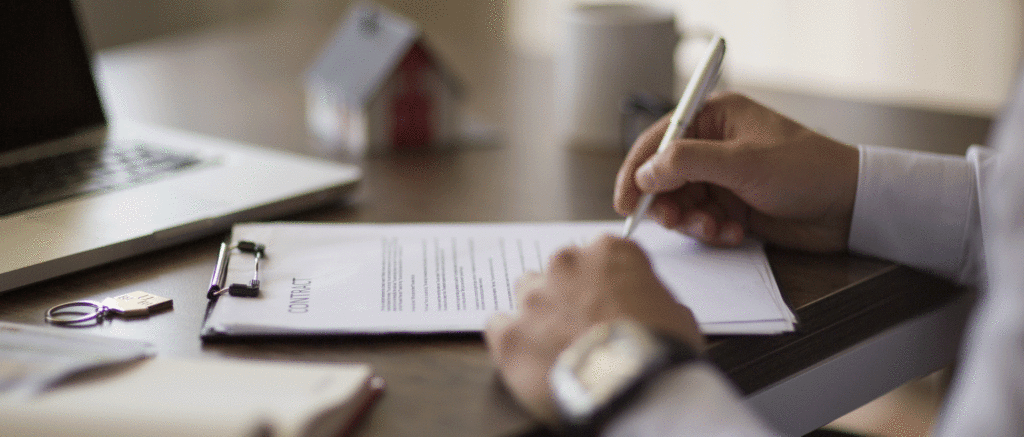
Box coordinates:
[0,16,980,437]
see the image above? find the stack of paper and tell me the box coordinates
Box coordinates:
[203,221,795,338]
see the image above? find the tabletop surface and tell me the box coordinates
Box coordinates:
[0,15,979,437]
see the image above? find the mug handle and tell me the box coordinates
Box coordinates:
[619,27,724,153]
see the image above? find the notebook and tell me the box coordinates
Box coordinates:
[1,321,385,437]
[1,358,382,437]
[1,321,383,437]
[0,1,361,293]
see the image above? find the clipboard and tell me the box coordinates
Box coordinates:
[207,241,265,299]
[199,221,796,340]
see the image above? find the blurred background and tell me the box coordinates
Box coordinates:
[512,0,1023,117]
[77,0,1023,119]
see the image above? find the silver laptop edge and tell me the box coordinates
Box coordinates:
[0,1,362,294]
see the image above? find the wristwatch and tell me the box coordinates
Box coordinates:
[550,319,700,437]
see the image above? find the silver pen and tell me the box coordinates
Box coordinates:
[622,36,726,239]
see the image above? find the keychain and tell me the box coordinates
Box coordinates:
[45,291,173,326]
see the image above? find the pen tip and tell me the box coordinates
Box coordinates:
[622,216,636,239]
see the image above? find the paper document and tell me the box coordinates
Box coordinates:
[202,221,795,338]
[0,321,155,399]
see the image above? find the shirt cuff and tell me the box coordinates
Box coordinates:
[848,145,977,282]
[604,362,779,437]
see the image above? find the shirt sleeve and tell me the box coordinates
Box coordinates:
[847,144,985,283]
[604,362,782,437]
[932,144,1024,436]
[603,144,1005,437]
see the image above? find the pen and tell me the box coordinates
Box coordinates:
[209,242,230,297]
[622,35,726,239]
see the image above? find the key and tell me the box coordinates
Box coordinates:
[101,291,173,317]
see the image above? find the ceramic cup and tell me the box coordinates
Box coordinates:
[556,4,679,151]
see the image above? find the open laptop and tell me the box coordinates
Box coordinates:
[0,1,362,293]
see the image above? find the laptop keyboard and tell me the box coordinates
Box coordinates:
[0,144,203,216]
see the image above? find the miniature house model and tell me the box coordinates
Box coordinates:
[306,2,463,155]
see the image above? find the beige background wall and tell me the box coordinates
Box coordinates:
[512,0,1024,117]
[76,0,274,48]
[77,0,1023,116]
[76,0,508,121]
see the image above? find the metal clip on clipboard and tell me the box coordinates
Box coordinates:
[208,241,265,299]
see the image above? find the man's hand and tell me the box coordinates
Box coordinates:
[483,235,703,424]
[614,93,859,252]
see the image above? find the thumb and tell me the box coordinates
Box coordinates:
[635,139,746,193]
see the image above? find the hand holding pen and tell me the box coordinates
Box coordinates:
[622,36,726,239]
[614,39,861,253]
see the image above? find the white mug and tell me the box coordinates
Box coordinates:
[556,4,679,151]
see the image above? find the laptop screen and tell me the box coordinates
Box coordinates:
[0,1,106,152]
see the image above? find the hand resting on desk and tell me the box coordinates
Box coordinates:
[484,235,704,425]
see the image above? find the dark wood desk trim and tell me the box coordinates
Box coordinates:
[712,250,965,394]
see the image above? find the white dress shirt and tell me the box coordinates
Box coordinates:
[605,79,1024,436]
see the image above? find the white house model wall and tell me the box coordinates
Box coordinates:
[305,2,463,157]
[364,52,459,154]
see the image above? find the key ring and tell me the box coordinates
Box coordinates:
[44,300,108,326]
[44,291,173,327]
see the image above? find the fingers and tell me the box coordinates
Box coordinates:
[641,184,749,246]
[614,93,759,217]
[614,116,672,215]
[483,312,515,360]
[486,269,554,363]
[644,183,708,229]
[688,92,747,141]
[516,271,546,291]
[635,138,746,194]
[514,271,546,311]
[588,234,650,271]
[677,210,745,246]
[482,311,562,426]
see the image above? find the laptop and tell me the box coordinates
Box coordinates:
[0,1,362,293]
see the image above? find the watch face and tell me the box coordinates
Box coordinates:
[551,320,666,419]
[575,330,647,403]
